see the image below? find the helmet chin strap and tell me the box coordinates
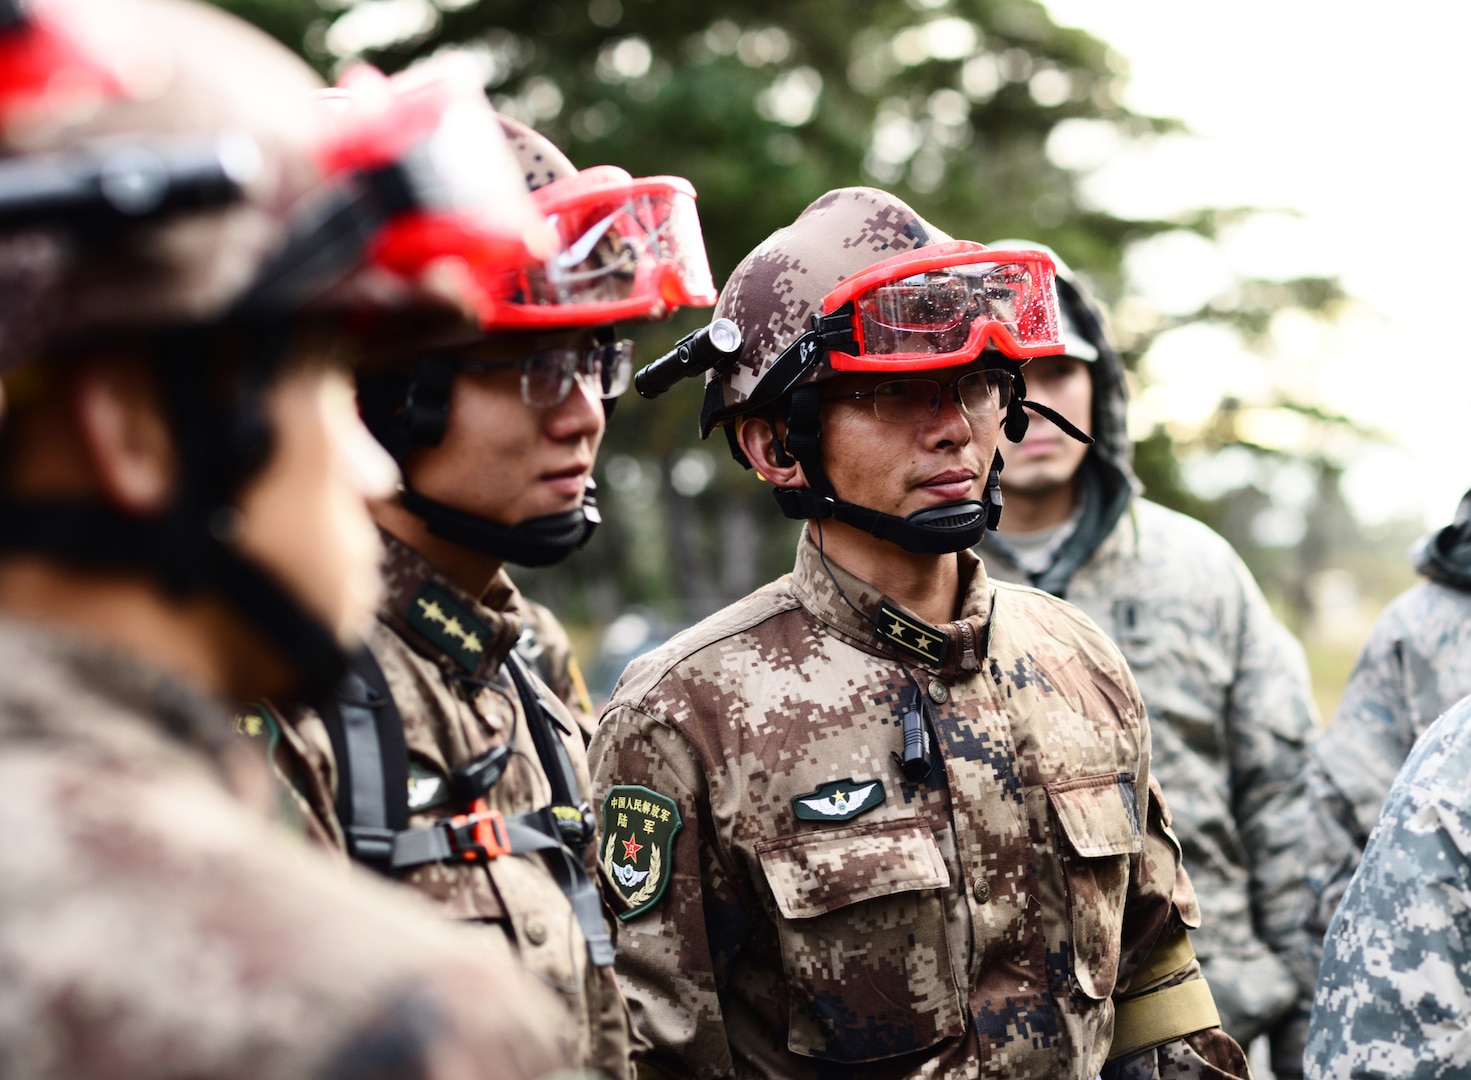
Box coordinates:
[397,479,601,568]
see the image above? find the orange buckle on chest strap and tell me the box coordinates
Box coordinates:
[445,799,512,862]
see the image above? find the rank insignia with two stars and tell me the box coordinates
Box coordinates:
[877,601,947,667]
[601,785,682,920]
[792,777,886,822]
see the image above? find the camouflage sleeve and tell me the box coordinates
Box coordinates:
[1310,597,1425,850]
[1219,556,1329,1073]
[588,702,738,1080]
[1106,771,1251,1080]
[1305,695,1471,1080]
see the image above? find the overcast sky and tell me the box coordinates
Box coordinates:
[1042,0,1471,530]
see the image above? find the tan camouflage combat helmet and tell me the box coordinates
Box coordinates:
[699,186,951,436]
[0,1,543,368]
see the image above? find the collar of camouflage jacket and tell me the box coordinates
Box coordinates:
[0,613,255,784]
[376,529,524,679]
[789,525,995,679]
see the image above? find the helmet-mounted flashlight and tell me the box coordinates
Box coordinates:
[0,131,260,231]
[634,317,741,399]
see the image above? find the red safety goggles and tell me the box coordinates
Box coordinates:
[314,59,549,312]
[822,240,1064,370]
[0,0,125,124]
[476,164,716,329]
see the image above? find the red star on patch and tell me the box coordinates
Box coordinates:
[622,835,644,861]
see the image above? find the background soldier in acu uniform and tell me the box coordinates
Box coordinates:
[975,242,1331,1077]
[0,1,570,1076]
[1309,485,1471,922]
[1305,690,1471,1080]
[247,113,719,1078]
[590,187,1248,1080]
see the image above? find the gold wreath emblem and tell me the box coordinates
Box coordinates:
[604,834,662,909]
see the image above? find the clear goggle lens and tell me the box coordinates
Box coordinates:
[857,262,1042,359]
[478,169,715,327]
[823,242,1062,369]
[531,187,713,306]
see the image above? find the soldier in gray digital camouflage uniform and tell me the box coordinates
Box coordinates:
[1304,690,1471,1079]
[1309,487,1471,913]
[240,117,720,1077]
[0,1,572,1076]
[589,188,1248,1079]
[975,242,1330,1077]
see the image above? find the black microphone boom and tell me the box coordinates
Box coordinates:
[633,317,742,399]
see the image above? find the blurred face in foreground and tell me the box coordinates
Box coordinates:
[236,345,400,648]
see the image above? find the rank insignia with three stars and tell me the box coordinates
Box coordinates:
[876,601,947,666]
[601,785,682,920]
[405,582,493,672]
[792,777,887,822]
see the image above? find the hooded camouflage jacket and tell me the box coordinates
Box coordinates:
[1305,691,1471,1080]
[1311,488,1471,855]
[0,616,570,1080]
[589,530,1247,1080]
[979,279,1328,1075]
[248,531,637,1079]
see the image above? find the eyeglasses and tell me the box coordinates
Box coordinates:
[823,368,1013,425]
[823,240,1063,371]
[476,166,717,329]
[457,338,635,407]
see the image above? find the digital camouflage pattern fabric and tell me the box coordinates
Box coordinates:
[250,531,638,1078]
[979,275,1331,1076]
[0,616,570,1080]
[589,530,1248,1080]
[1310,488,1471,916]
[1305,692,1471,1080]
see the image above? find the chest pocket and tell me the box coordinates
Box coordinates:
[1048,772,1143,1000]
[756,816,964,1063]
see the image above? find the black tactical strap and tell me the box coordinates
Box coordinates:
[504,652,581,809]
[504,652,616,968]
[321,650,410,870]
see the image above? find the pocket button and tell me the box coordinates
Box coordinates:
[973,877,991,904]
[525,917,548,945]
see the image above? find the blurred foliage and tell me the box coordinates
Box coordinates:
[219,0,1395,666]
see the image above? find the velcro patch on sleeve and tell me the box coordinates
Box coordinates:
[601,785,682,920]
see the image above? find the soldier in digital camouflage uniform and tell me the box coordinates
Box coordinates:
[1304,690,1471,1079]
[589,188,1248,1079]
[974,243,1331,1077]
[0,2,572,1076]
[1308,487,1471,916]
[242,118,720,1078]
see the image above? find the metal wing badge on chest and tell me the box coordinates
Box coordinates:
[792,777,887,822]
